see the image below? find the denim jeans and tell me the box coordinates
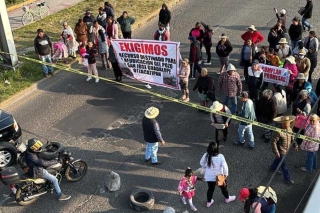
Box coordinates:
[270,155,291,181]
[43,169,61,196]
[145,142,159,163]
[238,124,254,147]
[223,95,237,114]
[305,151,318,172]
[267,204,276,213]
[40,54,53,74]
[302,17,312,29]
[291,40,299,50]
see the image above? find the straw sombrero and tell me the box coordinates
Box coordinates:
[273,116,296,123]
[145,107,159,119]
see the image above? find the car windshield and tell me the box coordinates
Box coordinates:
[0,110,14,131]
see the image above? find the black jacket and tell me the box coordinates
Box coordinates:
[256,97,277,122]
[142,117,164,143]
[158,9,171,25]
[303,1,313,19]
[26,151,57,178]
[268,27,286,49]
[84,47,97,64]
[288,24,303,41]
[34,34,52,56]
[216,40,233,57]
[193,75,212,93]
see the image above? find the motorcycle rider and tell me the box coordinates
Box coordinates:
[26,139,71,201]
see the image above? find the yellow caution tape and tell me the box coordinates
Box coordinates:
[1,51,320,144]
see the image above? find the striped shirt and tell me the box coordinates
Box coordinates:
[218,71,242,97]
[301,124,320,152]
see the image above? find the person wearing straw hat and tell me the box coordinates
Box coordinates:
[235,92,256,149]
[216,33,233,74]
[295,49,310,81]
[300,113,320,172]
[270,115,298,185]
[276,38,291,62]
[241,25,265,46]
[142,107,166,165]
[210,101,232,148]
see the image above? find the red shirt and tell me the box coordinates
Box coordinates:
[241,31,265,45]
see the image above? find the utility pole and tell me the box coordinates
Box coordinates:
[0,0,19,69]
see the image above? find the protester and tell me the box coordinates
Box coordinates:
[200,142,236,208]
[83,10,96,42]
[291,73,307,106]
[108,44,122,82]
[193,68,212,109]
[142,107,165,165]
[300,114,320,172]
[188,36,202,79]
[158,3,171,32]
[247,60,263,102]
[266,48,281,67]
[34,29,54,78]
[189,22,204,61]
[210,101,231,148]
[93,21,105,45]
[217,63,242,114]
[216,33,233,74]
[235,92,256,149]
[254,46,268,64]
[178,167,203,212]
[154,23,170,41]
[304,31,319,53]
[292,89,311,116]
[295,49,310,80]
[238,187,276,213]
[74,18,88,46]
[256,89,277,143]
[60,21,78,59]
[289,17,303,50]
[240,39,256,82]
[273,85,287,116]
[97,29,108,69]
[84,42,99,83]
[284,56,298,108]
[268,20,286,50]
[304,82,318,107]
[52,42,69,64]
[276,38,291,62]
[271,115,298,184]
[300,0,313,31]
[106,16,119,40]
[292,40,308,57]
[201,22,213,65]
[241,25,265,47]
[178,58,191,102]
[97,7,107,29]
[104,1,115,19]
[306,47,318,83]
[117,11,135,39]
[274,8,287,25]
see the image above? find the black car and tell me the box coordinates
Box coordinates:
[0,110,24,168]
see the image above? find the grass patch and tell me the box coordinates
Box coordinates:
[5,0,25,7]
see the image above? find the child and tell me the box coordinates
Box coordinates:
[52,42,69,64]
[178,167,202,212]
[84,42,99,83]
[266,48,281,67]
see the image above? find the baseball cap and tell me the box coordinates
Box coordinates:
[252,59,259,66]
[238,188,250,201]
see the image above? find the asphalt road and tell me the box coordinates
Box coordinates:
[1,0,320,212]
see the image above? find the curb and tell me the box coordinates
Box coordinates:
[0,0,184,110]
[7,0,38,12]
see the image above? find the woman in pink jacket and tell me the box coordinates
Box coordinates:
[106,16,119,40]
[284,56,298,107]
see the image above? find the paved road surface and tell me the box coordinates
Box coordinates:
[1,0,319,212]
[8,0,84,30]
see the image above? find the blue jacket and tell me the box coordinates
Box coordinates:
[240,99,256,125]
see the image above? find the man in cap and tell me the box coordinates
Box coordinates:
[188,36,202,79]
[217,63,242,114]
[270,115,298,184]
[241,25,265,46]
[142,107,165,165]
[34,28,54,78]
[295,49,311,81]
[247,59,264,102]
[216,33,233,74]
[256,89,277,143]
[235,92,256,149]
[288,16,303,50]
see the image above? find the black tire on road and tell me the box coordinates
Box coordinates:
[39,142,63,160]
[65,160,87,182]
[0,142,17,168]
[16,185,38,206]
[129,189,155,212]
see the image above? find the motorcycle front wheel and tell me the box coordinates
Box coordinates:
[16,185,39,206]
[65,160,87,182]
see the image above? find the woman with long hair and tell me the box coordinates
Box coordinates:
[199,142,235,208]
[97,29,108,69]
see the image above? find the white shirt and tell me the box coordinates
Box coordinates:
[273,91,287,115]
[200,153,228,181]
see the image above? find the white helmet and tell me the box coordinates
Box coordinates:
[280,9,286,15]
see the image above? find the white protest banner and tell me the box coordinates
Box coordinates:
[111,39,181,90]
[259,63,290,86]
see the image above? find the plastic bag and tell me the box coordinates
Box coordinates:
[105,171,121,191]
[194,167,205,179]
[163,207,175,213]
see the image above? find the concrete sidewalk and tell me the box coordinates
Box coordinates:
[8,0,84,30]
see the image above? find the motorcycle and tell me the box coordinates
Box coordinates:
[0,141,87,206]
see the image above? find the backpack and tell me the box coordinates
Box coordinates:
[257,186,277,205]
[207,77,216,101]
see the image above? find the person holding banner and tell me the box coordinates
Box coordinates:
[108,44,122,82]
[247,60,264,102]
[179,58,191,102]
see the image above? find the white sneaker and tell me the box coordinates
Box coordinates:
[225,195,236,203]
[190,205,197,211]
[206,199,214,207]
[145,84,152,89]
[203,62,212,65]
[182,197,187,205]
[95,78,99,83]
[86,77,92,81]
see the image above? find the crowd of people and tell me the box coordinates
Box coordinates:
[31,0,320,212]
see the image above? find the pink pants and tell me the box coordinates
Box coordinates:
[87,63,98,77]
